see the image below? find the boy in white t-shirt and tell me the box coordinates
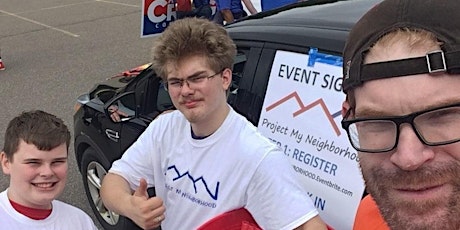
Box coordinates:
[101,17,326,230]
[0,110,97,230]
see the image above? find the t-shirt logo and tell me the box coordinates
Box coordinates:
[167,165,220,200]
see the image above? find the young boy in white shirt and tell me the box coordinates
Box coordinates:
[0,110,97,230]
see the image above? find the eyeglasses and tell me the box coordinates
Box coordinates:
[164,69,224,92]
[341,102,460,153]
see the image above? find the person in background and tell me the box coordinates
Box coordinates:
[242,0,258,15]
[100,17,326,230]
[0,49,5,70]
[0,110,97,229]
[175,0,193,19]
[192,0,214,19]
[261,0,297,11]
[340,0,460,229]
[176,0,213,20]
[214,0,257,25]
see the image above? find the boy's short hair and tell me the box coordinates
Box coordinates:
[151,17,237,80]
[2,110,70,160]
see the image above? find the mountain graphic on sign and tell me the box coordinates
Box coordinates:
[265,91,341,136]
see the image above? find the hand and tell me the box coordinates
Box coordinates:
[129,178,166,229]
[108,105,128,122]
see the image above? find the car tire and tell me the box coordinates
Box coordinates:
[80,147,142,230]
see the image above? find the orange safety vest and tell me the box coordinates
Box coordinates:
[353,195,390,230]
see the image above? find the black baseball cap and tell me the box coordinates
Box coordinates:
[342,0,460,93]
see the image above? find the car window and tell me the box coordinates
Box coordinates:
[112,92,136,120]
[228,50,247,105]
[129,68,173,120]
[229,43,263,125]
[137,74,160,118]
[157,81,174,112]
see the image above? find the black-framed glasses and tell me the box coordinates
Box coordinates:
[164,69,224,92]
[341,102,460,153]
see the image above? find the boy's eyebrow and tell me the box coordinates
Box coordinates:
[22,158,42,162]
[168,70,207,80]
[22,156,68,162]
[53,157,68,161]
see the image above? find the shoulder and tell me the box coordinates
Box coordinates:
[0,190,12,210]
[230,109,267,138]
[52,201,97,228]
[150,110,186,128]
[236,111,282,157]
[52,200,93,220]
[353,195,390,230]
[0,189,7,201]
[144,110,188,135]
[231,111,277,151]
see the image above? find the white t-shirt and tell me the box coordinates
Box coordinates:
[110,106,318,229]
[0,190,97,230]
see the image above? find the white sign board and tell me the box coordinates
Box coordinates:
[257,50,365,230]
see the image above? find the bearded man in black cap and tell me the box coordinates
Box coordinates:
[340,0,460,229]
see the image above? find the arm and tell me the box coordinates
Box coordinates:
[101,173,165,229]
[295,215,328,230]
[241,0,258,14]
[220,9,234,23]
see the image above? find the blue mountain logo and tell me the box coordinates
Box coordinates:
[167,165,220,200]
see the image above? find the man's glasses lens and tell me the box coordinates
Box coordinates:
[347,120,398,152]
[342,104,460,153]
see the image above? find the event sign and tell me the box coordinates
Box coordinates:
[141,0,177,37]
[257,49,365,229]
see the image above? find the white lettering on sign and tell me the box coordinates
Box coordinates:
[147,0,176,23]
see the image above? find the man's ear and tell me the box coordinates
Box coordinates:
[221,68,232,91]
[342,101,351,117]
[1,151,11,175]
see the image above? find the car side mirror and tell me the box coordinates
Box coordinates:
[104,91,136,123]
[95,89,117,104]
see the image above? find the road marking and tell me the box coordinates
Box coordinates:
[0,9,80,37]
[94,0,139,7]
[14,1,95,13]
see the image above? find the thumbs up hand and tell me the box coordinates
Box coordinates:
[129,178,166,230]
[133,178,149,198]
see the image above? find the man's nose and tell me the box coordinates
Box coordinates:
[390,124,434,171]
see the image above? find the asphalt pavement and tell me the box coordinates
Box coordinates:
[0,0,156,229]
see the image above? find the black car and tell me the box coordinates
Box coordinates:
[74,1,380,229]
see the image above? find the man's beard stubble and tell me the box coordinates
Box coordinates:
[360,160,460,230]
